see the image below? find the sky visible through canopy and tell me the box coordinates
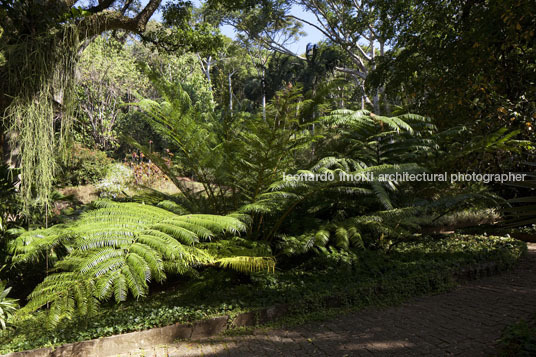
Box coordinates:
[77,0,325,54]
[217,4,325,55]
[168,0,325,54]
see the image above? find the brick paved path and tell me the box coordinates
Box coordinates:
[122,243,536,356]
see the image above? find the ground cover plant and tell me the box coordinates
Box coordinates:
[0,235,526,353]
[497,315,536,356]
[0,0,534,354]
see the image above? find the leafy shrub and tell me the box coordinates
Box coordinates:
[0,281,18,330]
[58,144,112,186]
[497,318,536,356]
[95,163,133,198]
[0,235,525,353]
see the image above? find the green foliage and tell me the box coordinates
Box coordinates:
[0,0,166,211]
[0,281,18,330]
[0,234,525,353]
[250,156,424,242]
[230,86,321,206]
[9,201,274,326]
[143,13,225,58]
[2,1,535,352]
[231,108,436,243]
[130,80,320,216]
[323,109,437,165]
[1,23,80,209]
[372,0,535,141]
[57,144,112,186]
[497,317,536,357]
[76,36,149,151]
[95,164,133,199]
[431,126,533,176]
[278,209,420,256]
[128,79,226,212]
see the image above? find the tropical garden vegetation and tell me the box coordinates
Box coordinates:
[0,0,534,353]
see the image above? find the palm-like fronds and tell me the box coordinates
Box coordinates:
[268,157,424,210]
[11,201,272,325]
[324,109,437,165]
[130,81,322,215]
[277,206,425,257]
[462,128,533,156]
[215,256,275,273]
[239,111,434,243]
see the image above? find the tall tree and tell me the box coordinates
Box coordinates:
[0,0,163,208]
[369,0,535,134]
[211,0,394,113]
[76,36,149,151]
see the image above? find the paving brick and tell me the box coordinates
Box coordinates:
[116,243,536,357]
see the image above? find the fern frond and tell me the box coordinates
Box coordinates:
[15,201,261,325]
[215,256,276,273]
[156,200,190,215]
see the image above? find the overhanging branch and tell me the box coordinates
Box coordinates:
[78,0,162,38]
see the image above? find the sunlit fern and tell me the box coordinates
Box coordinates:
[324,109,437,165]
[10,200,274,326]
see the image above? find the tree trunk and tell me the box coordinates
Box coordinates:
[0,0,163,202]
[261,68,266,121]
[2,129,20,169]
[370,38,381,114]
[228,72,233,115]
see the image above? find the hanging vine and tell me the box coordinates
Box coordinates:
[3,25,80,210]
[0,0,162,211]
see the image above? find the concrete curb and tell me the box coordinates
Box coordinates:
[2,305,290,357]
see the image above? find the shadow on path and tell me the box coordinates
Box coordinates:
[121,244,536,357]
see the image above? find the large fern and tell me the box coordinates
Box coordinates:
[10,201,274,325]
[241,156,425,242]
[324,109,437,165]
[129,80,322,217]
[237,110,439,244]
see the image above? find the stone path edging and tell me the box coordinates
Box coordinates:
[1,249,526,357]
[2,305,290,357]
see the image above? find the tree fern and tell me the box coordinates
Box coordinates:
[11,201,274,326]
[129,80,322,218]
[323,109,437,166]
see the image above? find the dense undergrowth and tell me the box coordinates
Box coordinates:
[1,2,534,355]
[0,234,525,354]
[497,315,536,357]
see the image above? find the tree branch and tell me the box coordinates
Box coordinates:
[334,66,367,80]
[85,0,117,13]
[78,0,162,38]
[120,0,135,14]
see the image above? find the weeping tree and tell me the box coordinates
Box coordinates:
[0,0,163,210]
